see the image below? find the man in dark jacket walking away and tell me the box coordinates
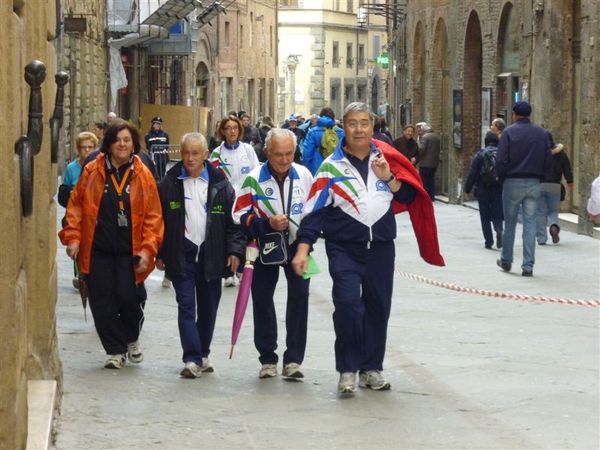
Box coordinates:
[464,131,504,249]
[416,124,441,200]
[495,101,552,277]
[156,133,245,378]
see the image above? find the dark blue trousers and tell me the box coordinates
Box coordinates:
[251,256,310,365]
[476,184,504,247]
[419,166,437,201]
[326,241,394,373]
[171,251,222,364]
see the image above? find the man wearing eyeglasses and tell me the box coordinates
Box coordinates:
[292,102,444,395]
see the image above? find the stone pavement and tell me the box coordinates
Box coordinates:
[52,202,599,450]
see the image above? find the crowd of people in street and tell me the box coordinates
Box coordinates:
[58,100,597,395]
[464,101,576,277]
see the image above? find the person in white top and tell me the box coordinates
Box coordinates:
[210,115,260,286]
[210,115,261,193]
[587,173,600,221]
[232,128,314,380]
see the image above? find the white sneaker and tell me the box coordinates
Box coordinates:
[201,357,214,373]
[162,276,171,288]
[127,341,143,363]
[104,354,126,369]
[338,372,357,394]
[224,276,237,287]
[359,370,391,391]
[282,363,304,379]
[180,361,202,378]
[258,363,278,379]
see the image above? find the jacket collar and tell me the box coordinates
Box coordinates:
[177,161,209,182]
[330,138,380,161]
[258,163,300,183]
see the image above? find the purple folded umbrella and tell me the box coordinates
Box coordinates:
[229,240,259,359]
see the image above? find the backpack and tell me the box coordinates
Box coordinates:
[480,147,499,186]
[320,127,339,158]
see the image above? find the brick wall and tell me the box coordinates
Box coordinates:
[400,0,598,221]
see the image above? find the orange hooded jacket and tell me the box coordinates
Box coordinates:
[59,153,164,284]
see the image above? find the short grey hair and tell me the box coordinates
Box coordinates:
[342,102,375,124]
[492,117,506,131]
[180,132,208,152]
[264,128,297,152]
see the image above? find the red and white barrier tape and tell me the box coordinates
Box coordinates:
[396,270,600,308]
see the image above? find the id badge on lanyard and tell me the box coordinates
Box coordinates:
[110,167,131,228]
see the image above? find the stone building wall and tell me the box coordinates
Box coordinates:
[214,0,279,122]
[58,0,108,168]
[0,1,61,448]
[400,0,598,231]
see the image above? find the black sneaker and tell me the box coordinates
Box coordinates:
[496,259,511,272]
[522,269,533,277]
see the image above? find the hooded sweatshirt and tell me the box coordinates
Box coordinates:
[301,116,345,175]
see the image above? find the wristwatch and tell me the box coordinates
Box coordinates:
[385,174,395,184]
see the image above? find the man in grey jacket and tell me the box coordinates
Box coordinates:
[417,124,441,201]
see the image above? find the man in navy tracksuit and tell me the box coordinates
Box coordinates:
[156,132,245,378]
[292,102,418,394]
[233,128,314,380]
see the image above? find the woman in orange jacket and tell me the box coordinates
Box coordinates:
[60,121,164,369]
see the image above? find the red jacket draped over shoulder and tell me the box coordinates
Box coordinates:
[59,153,164,284]
[374,139,445,267]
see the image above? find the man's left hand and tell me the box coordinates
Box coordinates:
[371,152,392,181]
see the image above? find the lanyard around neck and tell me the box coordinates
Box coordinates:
[109,167,131,212]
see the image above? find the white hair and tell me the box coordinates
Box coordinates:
[264,128,297,151]
[181,132,208,151]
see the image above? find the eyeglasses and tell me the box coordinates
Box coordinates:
[223,126,239,131]
[79,145,95,150]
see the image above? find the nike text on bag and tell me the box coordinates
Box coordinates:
[258,232,289,265]
[480,148,499,186]
[320,127,339,158]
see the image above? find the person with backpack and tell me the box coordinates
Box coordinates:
[301,107,344,175]
[464,131,504,250]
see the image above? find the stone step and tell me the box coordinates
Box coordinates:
[26,380,57,450]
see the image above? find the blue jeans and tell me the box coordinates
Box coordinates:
[536,183,561,244]
[501,178,541,271]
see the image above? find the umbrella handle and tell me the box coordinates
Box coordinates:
[229,345,235,359]
[245,240,259,263]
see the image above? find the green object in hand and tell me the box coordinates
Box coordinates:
[302,255,320,280]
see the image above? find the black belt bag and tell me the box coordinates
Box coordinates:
[258,176,293,265]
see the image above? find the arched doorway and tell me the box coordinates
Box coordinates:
[196,62,209,107]
[462,11,483,175]
[431,18,449,195]
[412,21,426,123]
